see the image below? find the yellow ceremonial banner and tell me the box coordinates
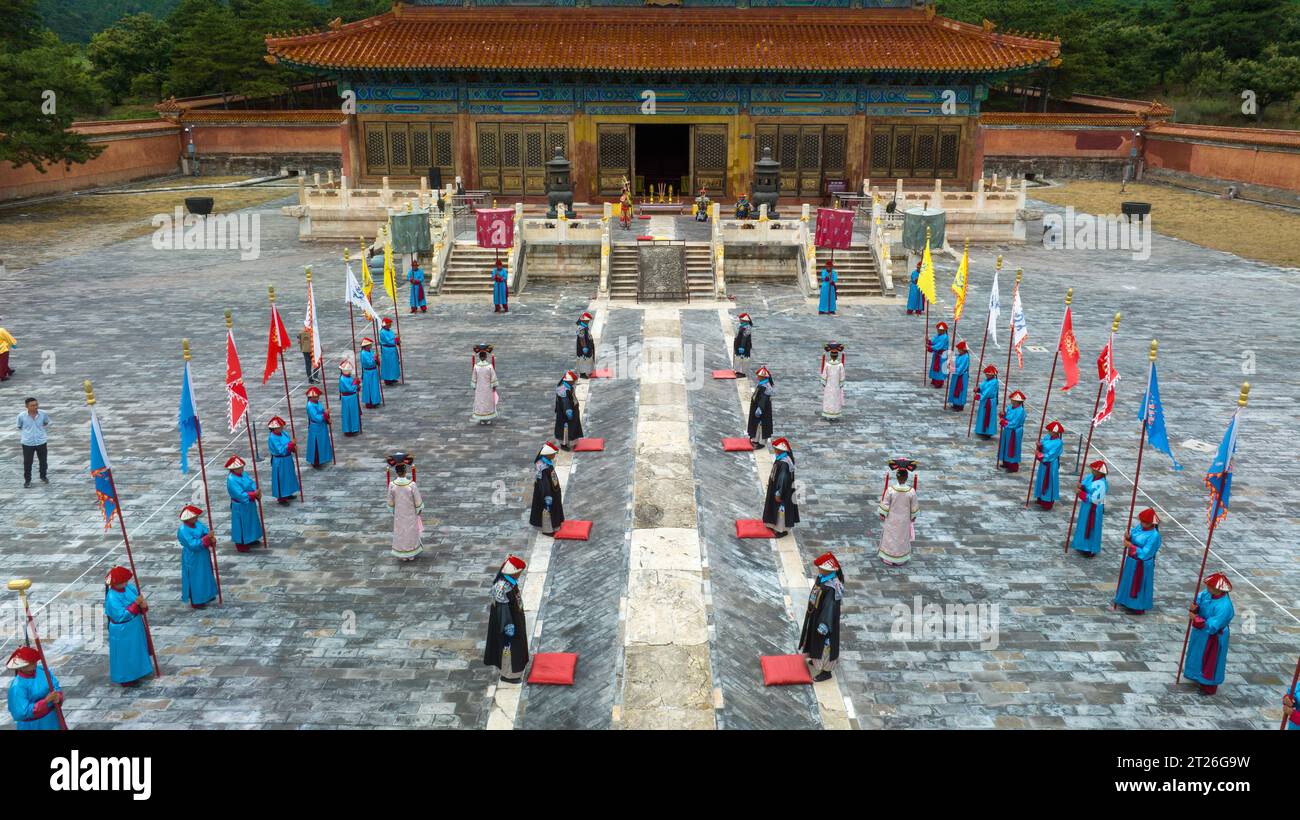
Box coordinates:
[950,245,969,323]
[361,237,375,300]
[917,236,938,305]
[382,231,397,304]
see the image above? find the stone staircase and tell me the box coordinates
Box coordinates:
[814,246,882,297]
[609,241,716,301]
[439,242,507,295]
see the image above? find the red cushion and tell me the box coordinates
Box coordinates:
[573,438,605,452]
[761,655,814,686]
[553,519,593,540]
[636,234,654,240]
[712,369,738,379]
[735,519,775,538]
[528,652,578,685]
[589,368,614,379]
[721,437,754,452]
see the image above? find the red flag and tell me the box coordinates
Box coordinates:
[1058,306,1081,391]
[226,330,250,432]
[1093,333,1120,425]
[262,305,293,384]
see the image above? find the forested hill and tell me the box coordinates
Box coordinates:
[39,0,179,43]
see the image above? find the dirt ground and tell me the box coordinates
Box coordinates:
[1030,180,1300,269]
[0,181,292,269]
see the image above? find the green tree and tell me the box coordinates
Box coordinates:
[1168,0,1292,61]
[324,0,390,22]
[87,13,173,104]
[1226,44,1300,121]
[0,1,107,172]
[166,0,247,100]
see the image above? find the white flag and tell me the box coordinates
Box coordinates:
[345,262,379,323]
[987,268,1001,348]
[304,278,322,369]
[1011,285,1028,368]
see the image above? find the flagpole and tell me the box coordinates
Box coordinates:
[84,381,161,678]
[7,579,68,730]
[267,293,306,500]
[305,269,337,460]
[1024,290,1071,506]
[384,225,407,385]
[1282,654,1300,731]
[1176,382,1248,684]
[941,240,969,410]
[968,256,1000,436]
[182,340,222,607]
[1002,269,1021,408]
[1065,313,1121,552]
[360,235,385,405]
[344,249,364,435]
[226,312,269,545]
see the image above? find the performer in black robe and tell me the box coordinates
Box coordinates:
[575,312,596,377]
[732,313,753,376]
[747,365,774,449]
[798,551,844,681]
[761,436,800,537]
[483,555,529,683]
[554,370,583,450]
[528,441,564,535]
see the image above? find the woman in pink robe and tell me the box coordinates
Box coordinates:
[471,343,499,424]
[387,459,424,561]
[876,458,919,566]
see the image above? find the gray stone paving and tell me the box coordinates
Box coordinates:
[516,311,641,730]
[1,193,1297,730]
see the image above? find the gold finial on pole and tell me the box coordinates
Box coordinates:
[8,578,33,593]
[1112,312,1121,332]
[1065,287,1073,305]
[268,285,276,304]
[1238,382,1250,407]
[1149,339,1158,361]
[224,309,233,331]
[1015,267,1023,284]
[996,255,1003,270]
[343,247,351,262]
[182,338,191,361]
[83,380,95,406]
[305,265,312,282]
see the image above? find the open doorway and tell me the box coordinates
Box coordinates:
[634,124,690,199]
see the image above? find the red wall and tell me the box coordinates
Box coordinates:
[980,127,1136,159]
[1145,134,1300,192]
[0,121,181,202]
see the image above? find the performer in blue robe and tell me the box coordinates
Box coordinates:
[408,258,427,313]
[6,647,62,730]
[304,386,334,468]
[177,505,218,607]
[338,360,361,435]
[1114,508,1161,613]
[974,365,999,438]
[998,390,1026,471]
[104,566,152,686]
[266,416,299,503]
[817,262,838,315]
[1284,679,1300,731]
[1032,420,1064,508]
[224,455,262,552]
[926,321,948,388]
[906,261,925,314]
[378,318,402,384]
[1183,573,1235,695]
[947,339,970,410]
[359,339,383,407]
[1071,461,1108,557]
[492,262,509,313]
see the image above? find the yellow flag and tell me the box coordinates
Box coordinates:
[950,244,969,323]
[382,230,397,304]
[361,237,375,301]
[917,234,937,305]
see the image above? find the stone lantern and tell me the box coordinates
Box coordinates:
[546,148,573,219]
[752,146,780,218]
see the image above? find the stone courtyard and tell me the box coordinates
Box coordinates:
[1,193,1296,730]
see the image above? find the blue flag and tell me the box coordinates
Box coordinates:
[1138,361,1182,470]
[1204,411,1240,524]
[179,361,201,474]
[89,409,118,529]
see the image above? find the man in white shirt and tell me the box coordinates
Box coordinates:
[17,397,50,488]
